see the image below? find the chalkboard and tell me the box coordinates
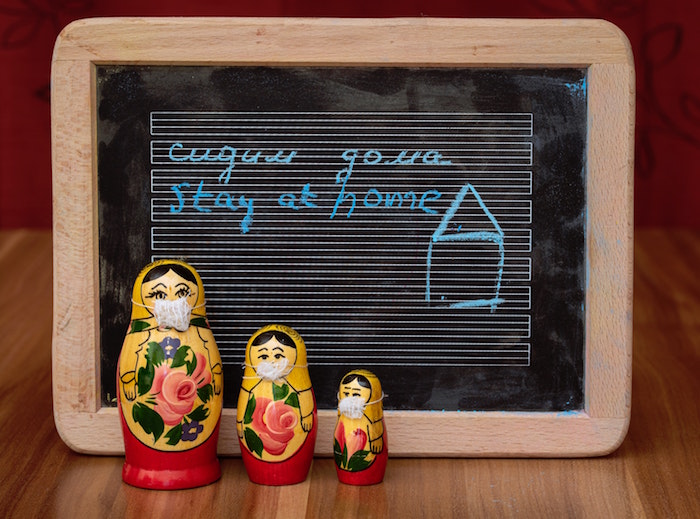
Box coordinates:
[52,18,634,456]
[96,65,586,414]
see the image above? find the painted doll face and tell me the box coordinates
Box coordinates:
[340,378,372,403]
[249,335,298,369]
[141,269,198,308]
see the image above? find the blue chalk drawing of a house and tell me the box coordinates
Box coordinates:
[425,183,505,312]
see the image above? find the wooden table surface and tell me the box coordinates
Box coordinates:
[0,229,698,518]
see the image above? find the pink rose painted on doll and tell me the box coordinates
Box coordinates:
[251,397,299,456]
[334,421,368,459]
[190,352,212,389]
[151,353,211,426]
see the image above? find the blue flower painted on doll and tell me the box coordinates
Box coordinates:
[181,420,204,442]
[160,337,181,360]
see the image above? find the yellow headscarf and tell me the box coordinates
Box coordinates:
[339,369,384,422]
[129,259,207,322]
[241,323,309,390]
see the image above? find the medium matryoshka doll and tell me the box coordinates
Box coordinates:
[333,369,387,485]
[236,324,317,485]
[117,259,223,490]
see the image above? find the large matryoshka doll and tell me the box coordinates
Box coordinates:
[236,324,317,485]
[333,369,387,485]
[117,259,223,490]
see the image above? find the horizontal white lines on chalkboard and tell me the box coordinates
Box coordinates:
[150,212,533,227]
[150,232,533,253]
[153,132,531,140]
[215,345,532,368]
[149,142,533,160]
[150,111,533,121]
[212,331,531,340]
[210,318,530,334]
[308,353,530,361]
[148,140,534,149]
[200,271,530,284]
[219,359,531,368]
[150,111,534,115]
[305,347,530,353]
[149,169,534,181]
[149,167,534,176]
[205,301,532,313]
[151,139,533,144]
[196,268,531,281]
[204,289,531,303]
[146,109,535,371]
[202,275,528,284]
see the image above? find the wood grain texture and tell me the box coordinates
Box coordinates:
[52,17,631,65]
[0,230,698,517]
[51,17,634,456]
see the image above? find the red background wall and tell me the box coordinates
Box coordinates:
[1,0,698,228]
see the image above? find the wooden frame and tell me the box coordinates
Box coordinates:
[51,17,634,456]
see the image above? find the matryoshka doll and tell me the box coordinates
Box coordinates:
[333,369,387,485]
[236,324,317,485]
[117,259,223,490]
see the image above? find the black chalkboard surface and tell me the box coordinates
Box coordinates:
[96,65,587,413]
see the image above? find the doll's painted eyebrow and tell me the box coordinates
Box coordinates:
[272,346,284,352]
[144,283,167,297]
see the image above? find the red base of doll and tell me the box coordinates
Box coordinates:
[120,413,221,490]
[336,435,388,486]
[240,417,318,486]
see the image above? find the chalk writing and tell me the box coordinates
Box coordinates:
[164,146,453,228]
[330,149,449,219]
[167,142,297,184]
[278,183,319,211]
[169,181,254,233]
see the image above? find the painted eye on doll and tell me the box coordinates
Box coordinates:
[174,284,192,298]
[147,289,168,300]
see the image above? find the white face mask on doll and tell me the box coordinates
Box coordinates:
[337,395,367,419]
[337,394,385,419]
[254,357,292,382]
[151,297,193,331]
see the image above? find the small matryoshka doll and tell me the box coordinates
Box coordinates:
[333,369,387,485]
[236,324,317,485]
[117,259,223,490]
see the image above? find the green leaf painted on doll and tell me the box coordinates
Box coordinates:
[273,383,289,401]
[170,345,191,369]
[186,356,197,377]
[197,384,213,403]
[243,394,256,424]
[165,424,182,446]
[188,404,209,422]
[146,341,166,366]
[333,439,346,468]
[347,450,373,472]
[244,427,264,457]
[190,316,209,328]
[136,363,155,396]
[284,391,300,408]
[129,320,151,333]
[133,402,164,442]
